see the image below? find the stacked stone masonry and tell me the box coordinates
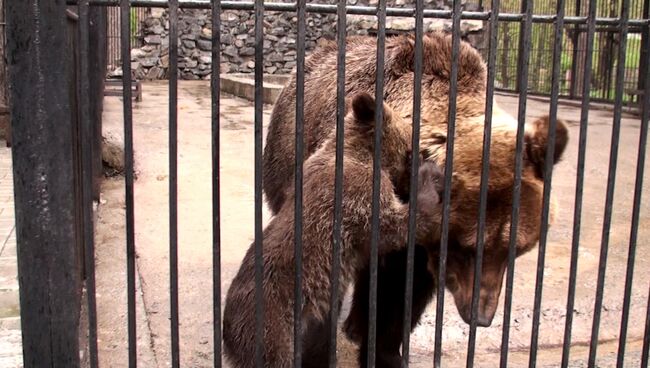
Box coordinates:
[128,0,485,80]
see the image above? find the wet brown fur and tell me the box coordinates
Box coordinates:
[223,93,443,368]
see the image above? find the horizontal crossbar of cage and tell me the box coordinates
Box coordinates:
[68,0,650,26]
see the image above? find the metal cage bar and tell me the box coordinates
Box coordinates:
[293,0,306,364]
[366,0,388,364]
[401,0,424,363]
[211,0,222,366]
[253,0,265,364]
[78,1,100,366]
[433,0,462,366]
[560,0,598,365]
[119,0,138,366]
[69,0,650,27]
[528,0,567,364]
[587,0,630,366]
[499,0,533,365]
[466,0,500,362]
[327,0,347,366]
[168,0,180,366]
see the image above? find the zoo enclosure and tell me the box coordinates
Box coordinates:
[4,1,650,368]
[487,0,649,105]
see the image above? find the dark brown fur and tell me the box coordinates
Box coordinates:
[262,32,569,366]
[223,93,444,368]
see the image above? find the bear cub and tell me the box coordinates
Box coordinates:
[222,92,444,367]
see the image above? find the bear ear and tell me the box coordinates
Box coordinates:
[351,92,376,123]
[350,92,393,132]
[524,116,569,179]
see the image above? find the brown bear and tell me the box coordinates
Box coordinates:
[223,92,445,368]
[262,31,568,367]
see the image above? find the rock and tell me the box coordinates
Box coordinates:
[160,54,169,68]
[146,66,164,80]
[140,57,158,68]
[151,25,165,35]
[223,45,238,57]
[240,47,255,56]
[247,60,255,69]
[388,18,415,31]
[220,63,231,73]
[102,130,125,173]
[185,58,199,68]
[221,12,239,22]
[201,27,212,39]
[134,65,147,80]
[144,18,161,28]
[150,8,165,18]
[181,33,197,40]
[268,53,283,62]
[182,39,197,49]
[131,48,147,60]
[235,39,245,48]
[266,66,278,74]
[221,34,234,45]
[199,55,212,64]
[426,19,448,32]
[198,39,212,51]
[460,19,484,34]
[144,35,162,45]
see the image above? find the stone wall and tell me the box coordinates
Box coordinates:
[128,1,485,80]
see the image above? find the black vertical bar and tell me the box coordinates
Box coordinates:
[367,0,387,364]
[79,1,99,366]
[433,0,461,366]
[211,0,222,366]
[328,0,346,365]
[254,0,264,364]
[120,0,137,366]
[587,0,629,365]
[88,7,107,201]
[6,0,81,366]
[569,0,581,98]
[401,0,424,364]
[294,0,306,365]
[515,0,529,93]
[643,283,650,368]
[560,0,597,366]
[639,1,649,113]
[169,0,180,367]
[466,0,499,363]
[615,17,649,367]
[528,0,566,366]
[499,0,533,365]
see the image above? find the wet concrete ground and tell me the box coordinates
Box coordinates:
[96,81,649,367]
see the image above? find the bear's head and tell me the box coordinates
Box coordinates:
[426,114,569,327]
[345,91,417,198]
[385,32,570,327]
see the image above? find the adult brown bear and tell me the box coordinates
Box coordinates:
[262,32,568,367]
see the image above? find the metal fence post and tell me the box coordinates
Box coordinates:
[89,6,108,200]
[6,1,82,367]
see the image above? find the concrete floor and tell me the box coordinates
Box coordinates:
[96,81,650,367]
